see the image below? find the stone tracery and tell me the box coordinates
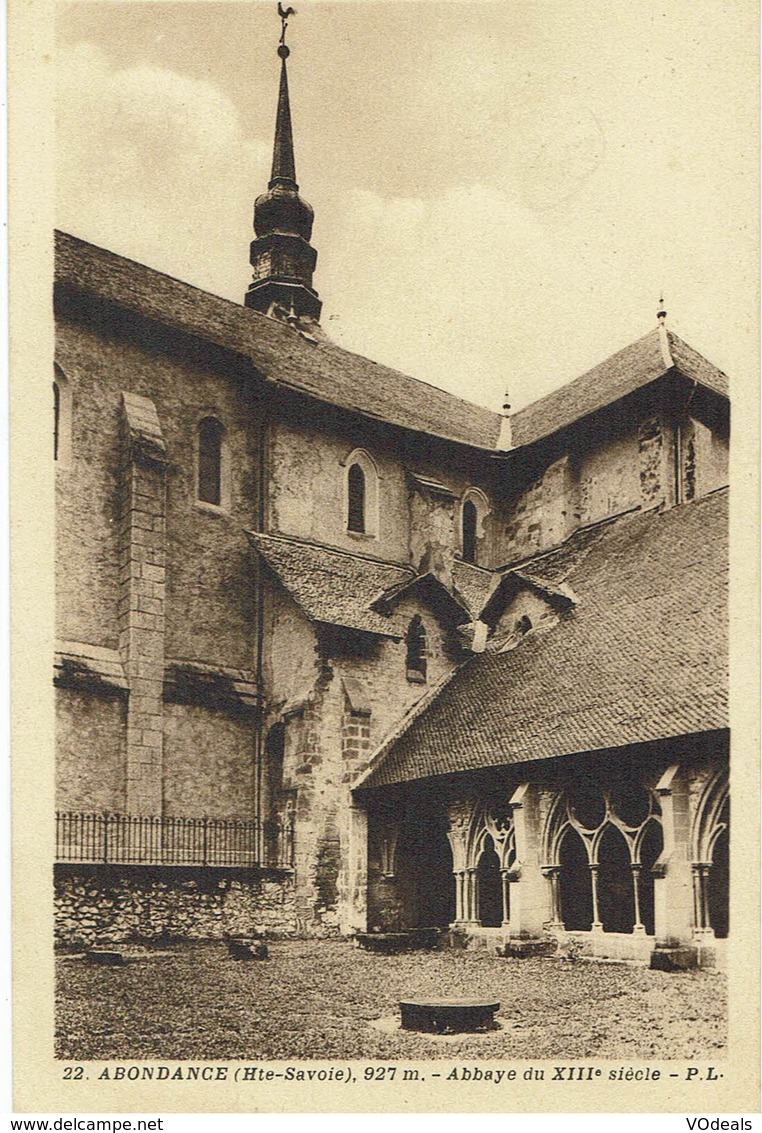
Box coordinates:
[544,782,663,935]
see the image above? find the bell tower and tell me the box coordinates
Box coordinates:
[245,7,322,322]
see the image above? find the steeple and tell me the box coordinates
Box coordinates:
[245,7,322,322]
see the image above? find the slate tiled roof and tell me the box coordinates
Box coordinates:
[452,560,498,618]
[510,329,729,449]
[55,232,502,450]
[57,233,729,455]
[245,531,414,637]
[358,489,728,789]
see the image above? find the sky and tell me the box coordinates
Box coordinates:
[56,0,758,412]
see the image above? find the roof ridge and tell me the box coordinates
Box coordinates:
[55,231,503,448]
[511,327,663,424]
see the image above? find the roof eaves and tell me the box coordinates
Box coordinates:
[353,659,473,792]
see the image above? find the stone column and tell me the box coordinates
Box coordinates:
[500,869,511,927]
[446,799,476,927]
[118,393,168,816]
[541,865,564,930]
[631,865,646,934]
[509,783,553,937]
[653,764,695,948]
[465,868,478,924]
[691,863,715,941]
[589,864,603,930]
[342,804,368,934]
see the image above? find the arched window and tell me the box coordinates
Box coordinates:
[559,828,594,931]
[342,448,379,537]
[406,615,427,682]
[597,827,635,934]
[462,499,477,563]
[197,416,225,507]
[460,488,490,565]
[347,463,366,533]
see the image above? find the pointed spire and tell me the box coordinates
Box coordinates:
[271,48,297,187]
[245,6,321,322]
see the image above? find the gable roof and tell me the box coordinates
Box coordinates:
[357,489,728,789]
[452,560,498,619]
[55,231,502,450]
[371,571,471,624]
[509,328,729,449]
[245,531,414,638]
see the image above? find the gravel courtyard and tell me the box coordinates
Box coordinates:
[56,939,726,1062]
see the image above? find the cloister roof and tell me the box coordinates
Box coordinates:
[356,489,729,790]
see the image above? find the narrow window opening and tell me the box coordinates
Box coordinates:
[462,499,478,563]
[406,615,427,682]
[53,381,61,461]
[347,462,366,533]
[198,417,224,506]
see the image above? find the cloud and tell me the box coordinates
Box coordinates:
[320,183,582,410]
[57,42,269,298]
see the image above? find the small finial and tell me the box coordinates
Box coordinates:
[497,388,513,451]
[278,3,295,54]
[657,292,667,323]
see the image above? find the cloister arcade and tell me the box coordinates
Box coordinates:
[362,751,729,964]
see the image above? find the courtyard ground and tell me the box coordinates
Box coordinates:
[56,939,726,1061]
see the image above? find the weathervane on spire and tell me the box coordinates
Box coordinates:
[278,3,296,55]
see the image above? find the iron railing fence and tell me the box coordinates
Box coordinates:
[55,811,295,870]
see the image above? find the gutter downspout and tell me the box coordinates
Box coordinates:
[254,404,269,863]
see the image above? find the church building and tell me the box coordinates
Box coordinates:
[53,23,729,968]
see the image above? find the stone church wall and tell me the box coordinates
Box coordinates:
[162,704,255,821]
[501,407,686,564]
[55,314,264,819]
[55,687,127,814]
[56,316,261,674]
[260,577,464,932]
[269,413,506,571]
[269,416,410,563]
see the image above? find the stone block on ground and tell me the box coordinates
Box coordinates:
[85,949,126,966]
[227,937,269,961]
[497,937,558,959]
[650,946,698,972]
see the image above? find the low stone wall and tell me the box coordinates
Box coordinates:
[55,864,297,948]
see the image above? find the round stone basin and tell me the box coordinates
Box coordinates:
[400,998,500,1034]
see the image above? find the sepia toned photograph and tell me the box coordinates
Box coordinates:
[10,0,759,1113]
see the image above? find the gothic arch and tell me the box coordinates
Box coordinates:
[341,448,379,537]
[690,767,729,939]
[448,798,516,926]
[691,767,729,863]
[459,487,490,564]
[544,782,663,935]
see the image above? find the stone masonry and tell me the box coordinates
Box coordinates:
[118,392,168,815]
